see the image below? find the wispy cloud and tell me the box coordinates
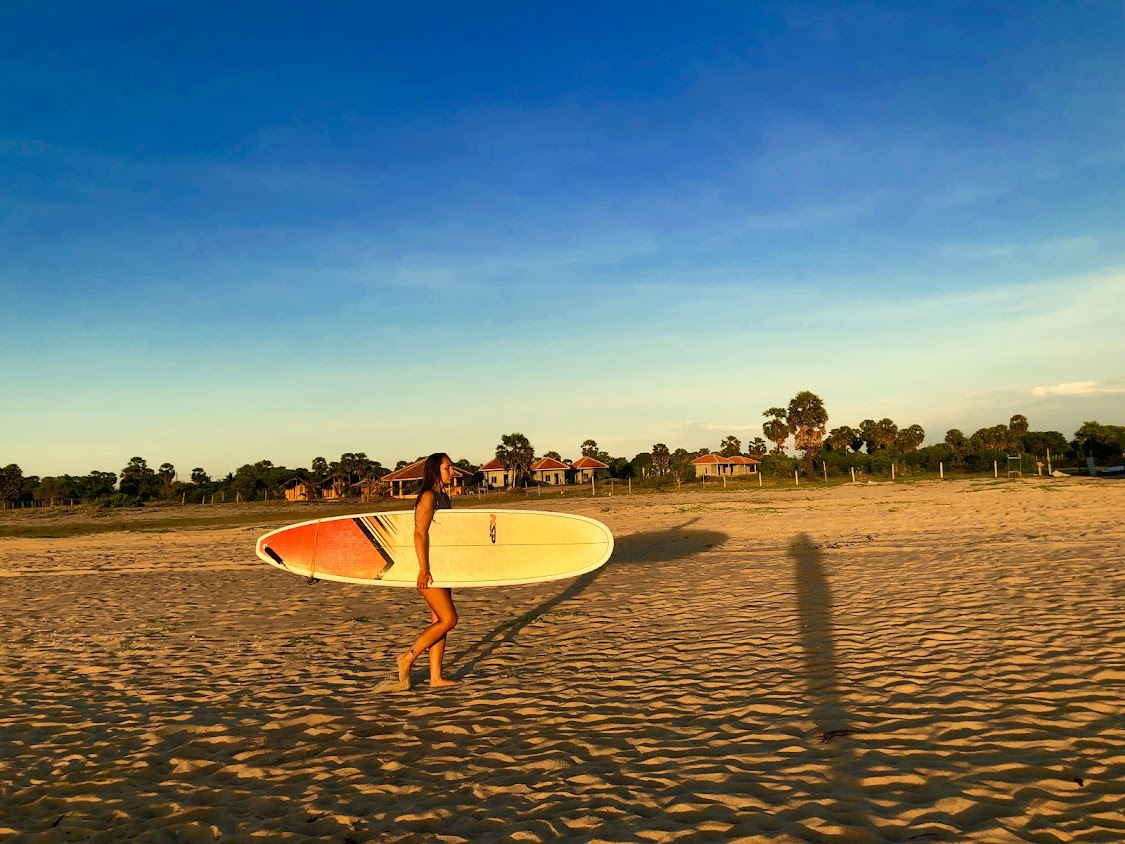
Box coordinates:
[933,235,1100,262]
[934,243,1017,260]
[672,421,765,434]
[1038,235,1100,256]
[1032,380,1125,398]
[734,193,884,234]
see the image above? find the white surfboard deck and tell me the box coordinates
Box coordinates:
[256,508,614,588]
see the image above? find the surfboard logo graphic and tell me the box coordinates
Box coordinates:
[489,514,497,544]
[356,516,398,579]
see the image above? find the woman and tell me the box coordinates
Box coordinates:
[396,452,459,689]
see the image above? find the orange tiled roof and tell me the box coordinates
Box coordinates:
[381,459,471,482]
[692,454,762,465]
[692,453,725,464]
[530,457,571,471]
[479,458,505,471]
[570,456,609,469]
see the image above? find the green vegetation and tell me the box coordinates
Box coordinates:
[495,432,535,487]
[3,397,1120,514]
[787,390,829,479]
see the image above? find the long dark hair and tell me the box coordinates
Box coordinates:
[415,452,451,509]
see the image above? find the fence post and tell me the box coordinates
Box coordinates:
[794,469,799,486]
[758,471,762,487]
[940,462,944,479]
[892,463,896,480]
[850,466,856,483]
[994,460,998,478]
[823,462,828,482]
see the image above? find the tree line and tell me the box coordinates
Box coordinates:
[2,393,1122,507]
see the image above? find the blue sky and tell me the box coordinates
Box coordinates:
[2,1,1122,477]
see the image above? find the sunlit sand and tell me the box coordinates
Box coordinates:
[1,478,1121,842]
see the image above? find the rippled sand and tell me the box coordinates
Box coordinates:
[1,478,1122,842]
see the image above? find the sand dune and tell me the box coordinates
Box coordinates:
[1,478,1122,842]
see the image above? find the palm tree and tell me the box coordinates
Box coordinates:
[858,419,876,452]
[895,424,926,453]
[876,419,899,451]
[337,452,377,484]
[670,449,695,483]
[970,425,1012,452]
[944,429,967,462]
[0,464,24,507]
[119,457,161,500]
[826,426,856,453]
[719,436,741,457]
[860,418,898,452]
[496,433,535,488]
[651,443,670,476]
[762,407,790,454]
[786,391,829,477]
[1009,414,1029,445]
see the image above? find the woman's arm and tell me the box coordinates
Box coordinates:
[414,490,436,590]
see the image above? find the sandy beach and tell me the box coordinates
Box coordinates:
[1,477,1122,843]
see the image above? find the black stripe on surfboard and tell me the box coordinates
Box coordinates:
[353,517,397,579]
[262,546,287,568]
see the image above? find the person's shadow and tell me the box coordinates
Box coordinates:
[791,533,871,828]
[455,521,727,677]
[792,532,844,731]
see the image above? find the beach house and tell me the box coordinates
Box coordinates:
[318,476,346,500]
[570,456,609,484]
[530,457,573,485]
[478,458,510,489]
[691,453,761,478]
[281,478,311,501]
[356,477,382,503]
[379,459,471,499]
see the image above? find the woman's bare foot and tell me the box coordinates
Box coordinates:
[396,650,414,690]
[430,677,458,688]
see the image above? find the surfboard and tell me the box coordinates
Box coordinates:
[255,509,614,588]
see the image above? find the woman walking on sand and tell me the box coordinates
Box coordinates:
[396,452,459,689]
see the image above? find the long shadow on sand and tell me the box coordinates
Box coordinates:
[455,522,729,677]
[791,532,872,834]
[611,522,729,565]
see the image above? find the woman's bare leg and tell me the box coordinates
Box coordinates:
[426,607,452,685]
[397,588,458,688]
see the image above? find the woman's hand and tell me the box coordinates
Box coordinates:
[417,567,433,590]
